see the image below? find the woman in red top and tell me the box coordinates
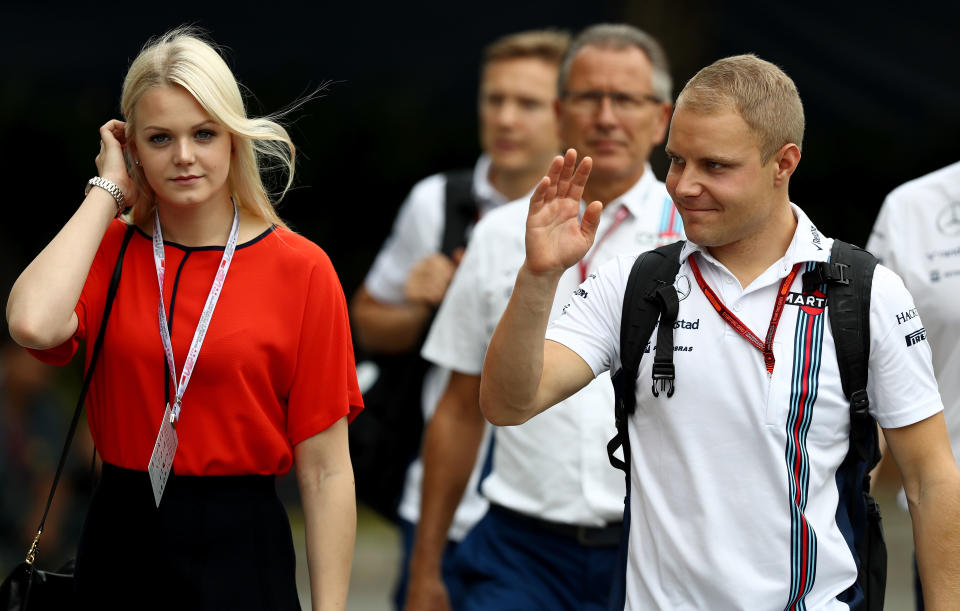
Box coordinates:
[6,27,362,610]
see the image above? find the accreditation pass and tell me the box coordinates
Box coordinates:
[148,403,178,507]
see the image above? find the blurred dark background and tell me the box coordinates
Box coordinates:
[3,1,959,303]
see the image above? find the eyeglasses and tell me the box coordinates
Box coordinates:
[561,90,661,116]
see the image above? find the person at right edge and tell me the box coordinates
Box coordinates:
[481,55,960,608]
[868,160,960,610]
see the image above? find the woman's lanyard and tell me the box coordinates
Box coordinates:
[153,202,240,422]
[578,205,630,282]
[147,203,239,506]
[687,254,801,376]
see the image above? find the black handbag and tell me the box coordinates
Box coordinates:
[0,225,134,610]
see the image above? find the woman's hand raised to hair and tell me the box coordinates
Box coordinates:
[523,149,603,278]
[96,119,141,209]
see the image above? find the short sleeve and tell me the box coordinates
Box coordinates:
[364,174,445,304]
[545,255,634,377]
[26,220,128,366]
[287,253,364,446]
[421,233,487,375]
[866,264,944,429]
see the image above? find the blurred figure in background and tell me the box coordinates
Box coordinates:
[350,29,568,610]
[868,160,960,610]
[409,24,678,611]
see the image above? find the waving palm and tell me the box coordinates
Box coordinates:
[525,149,604,276]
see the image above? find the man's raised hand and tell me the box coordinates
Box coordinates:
[524,149,603,276]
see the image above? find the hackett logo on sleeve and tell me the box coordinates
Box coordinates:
[896,308,919,325]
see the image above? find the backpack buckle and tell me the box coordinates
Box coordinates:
[651,362,675,398]
[850,388,870,416]
[830,262,850,286]
[802,262,850,292]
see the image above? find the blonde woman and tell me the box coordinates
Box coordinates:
[5,27,361,610]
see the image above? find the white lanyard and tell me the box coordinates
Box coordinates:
[152,202,239,422]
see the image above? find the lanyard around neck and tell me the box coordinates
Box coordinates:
[152,202,240,421]
[578,205,630,282]
[688,253,801,375]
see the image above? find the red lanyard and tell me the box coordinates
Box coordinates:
[579,205,630,282]
[688,254,801,375]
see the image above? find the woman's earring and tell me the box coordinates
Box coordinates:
[135,159,141,166]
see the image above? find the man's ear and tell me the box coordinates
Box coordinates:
[772,143,801,187]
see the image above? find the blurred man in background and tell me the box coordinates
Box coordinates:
[350,29,568,609]
[408,24,678,610]
[868,160,960,610]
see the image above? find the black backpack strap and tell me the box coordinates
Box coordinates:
[606,240,683,611]
[808,238,885,611]
[607,240,684,474]
[650,285,680,398]
[811,240,879,468]
[441,169,477,257]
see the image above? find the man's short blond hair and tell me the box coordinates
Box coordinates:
[677,54,804,163]
[483,29,570,67]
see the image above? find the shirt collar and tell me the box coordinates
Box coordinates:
[473,154,509,214]
[610,164,656,219]
[679,203,831,271]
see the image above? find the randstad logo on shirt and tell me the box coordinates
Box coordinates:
[785,291,827,315]
[653,318,700,331]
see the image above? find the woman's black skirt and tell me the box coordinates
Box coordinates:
[75,462,301,610]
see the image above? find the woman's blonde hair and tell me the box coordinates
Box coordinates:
[121,26,295,228]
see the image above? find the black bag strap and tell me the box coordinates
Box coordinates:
[650,285,680,398]
[25,224,135,564]
[807,239,879,470]
[440,169,477,257]
[807,239,883,610]
[608,240,684,473]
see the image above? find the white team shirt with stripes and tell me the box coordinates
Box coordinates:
[545,204,943,609]
[422,166,682,526]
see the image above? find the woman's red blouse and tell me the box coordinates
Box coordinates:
[30,220,363,476]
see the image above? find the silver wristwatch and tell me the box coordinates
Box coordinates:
[85,176,126,214]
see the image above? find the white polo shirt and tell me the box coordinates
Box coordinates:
[364,155,506,540]
[546,205,943,609]
[422,167,683,526]
[868,161,960,471]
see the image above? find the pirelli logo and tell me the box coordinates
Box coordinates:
[905,328,927,347]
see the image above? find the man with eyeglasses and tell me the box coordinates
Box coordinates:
[406,24,679,611]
